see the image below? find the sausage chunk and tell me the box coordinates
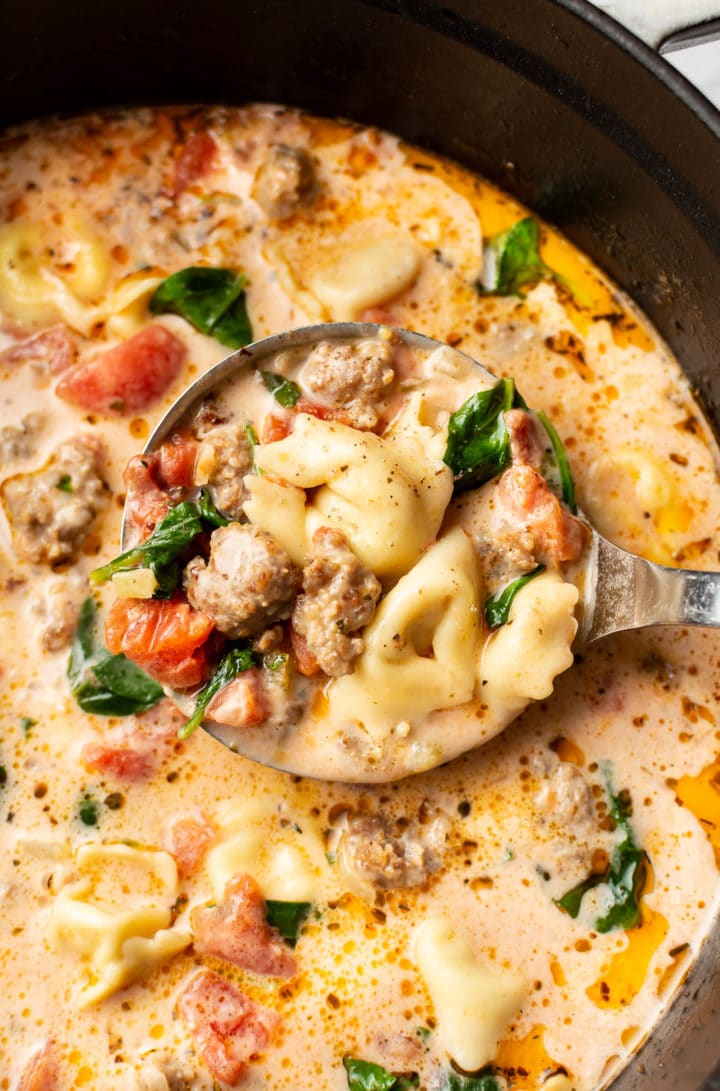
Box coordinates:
[184,523,300,639]
[193,422,253,520]
[336,810,449,890]
[32,573,85,651]
[0,412,45,463]
[299,339,395,428]
[292,527,381,677]
[252,143,316,220]
[1,435,107,564]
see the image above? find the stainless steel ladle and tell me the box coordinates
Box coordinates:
[124,323,720,778]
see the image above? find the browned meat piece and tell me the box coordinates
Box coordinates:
[184,523,300,638]
[193,420,253,520]
[1,435,108,564]
[292,527,381,677]
[252,144,316,220]
[0,412,44,462]
[336,810,449,890]
[299,338,395,428]
[32,573,85,651]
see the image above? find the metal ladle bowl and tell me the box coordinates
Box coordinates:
[125,323,720,780]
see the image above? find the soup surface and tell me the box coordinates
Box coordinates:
[1,104,720,1091]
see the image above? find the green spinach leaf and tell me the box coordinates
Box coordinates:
[443,377,526,491]
[537,410,576,513]
[261,370,301,408]
[265,900,311,946]
[149,266,253,348]
[79,794,99,827]
[484,565,545,628]
[68,598,164,716]
[198,487,229,528]
[343,1057,418,1091]
[556,772,647,932]
[481,216,569,299]
[444,1069,501,1091]
[90,500,205,599]
[178,643,259,740]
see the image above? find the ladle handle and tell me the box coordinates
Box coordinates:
[580,531,720,644]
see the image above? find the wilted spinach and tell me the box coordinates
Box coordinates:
[178,643,259,740]
[261,370,301,408]
[481,216,569,298]
[443,377,526,491]
[343,1057,418,1091]
[484,565,545,628]
[265,900,312,946]
[149,266,252,348]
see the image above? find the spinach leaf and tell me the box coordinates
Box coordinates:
[444,1070,501,1091]
[343,1057,418,1091]
[556,773,647,932]
[90,501,204,599]
[265,900,311,946]
[178,643,259,740]
[261,370,301,408]
[79,794,99,827]
[149,266,253,348]
[443,378,525,491]
[482,216,569,299]
[198,487,229,528]
[68,598,164,716]
[537,410,576,513]
[484,565,545,628]
[56,474,73,492]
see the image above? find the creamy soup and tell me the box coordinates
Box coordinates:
[1,105,720,1091]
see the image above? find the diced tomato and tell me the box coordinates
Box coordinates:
[0,325,75,375]
[81,743,154,779]
[498,463,587,566]
[81,699,185,780]
[206,670,269,729]
[192,873,297,977]
[56,324,186,414]
[16,1041,58,1091]
[504,408,545,469]
[104,598,215,689]
[157,432,198,491]
[174,132,217,197]
[167,813,216,876]
[261,411,293,444]
[177,970,280,1084]
[289,622,320,677]
[295,399,355,427]
[122,454,171,544]
[123,433,197,544]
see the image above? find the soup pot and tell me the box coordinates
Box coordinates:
[3,0,720,1087]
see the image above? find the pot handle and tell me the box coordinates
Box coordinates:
[592,0,720,51]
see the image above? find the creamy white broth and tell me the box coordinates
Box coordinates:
[0,105,720,1091]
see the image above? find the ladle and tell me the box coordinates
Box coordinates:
[123,323,720,779]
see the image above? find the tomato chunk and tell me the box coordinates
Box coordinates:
[123,434,198,545]
[174,131,217,196]
[177,970,280,1084]
[289,621,320,677]
[104,598,215,688]
[56,324,186,414]
[498,463,587,566]
[206,671,269,729]
[192,874,297,977]
[0,325,75,375]
[167,813,216,876]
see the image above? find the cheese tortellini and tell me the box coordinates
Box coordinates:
[479,570,578,712]
[248,412,452,578]
[414,916,527,1072]
[0,215,111,333]
[328,527,481,740]
[48,843,191,1006]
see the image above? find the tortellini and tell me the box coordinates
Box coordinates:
[307,234,421,321]
[47,843,191,1006]
[328,527,480,740]
[479,570,578,712]
[0,215,111,333]
[207,800,330,903]
[414,916,527,1072]
[249,413,452,579]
